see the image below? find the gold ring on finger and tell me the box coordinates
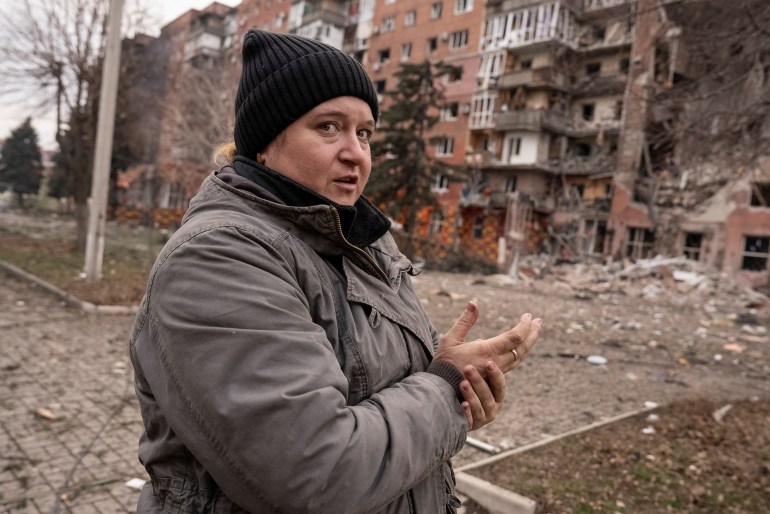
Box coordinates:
[511,348,519,361]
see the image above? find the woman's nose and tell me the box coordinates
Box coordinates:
[339,131,368,165]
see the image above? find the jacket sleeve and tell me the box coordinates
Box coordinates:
[134,226,468,513]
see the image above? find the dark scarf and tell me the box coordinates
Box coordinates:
[229,155,390,248]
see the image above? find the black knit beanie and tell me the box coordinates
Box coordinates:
[234,30,379,158]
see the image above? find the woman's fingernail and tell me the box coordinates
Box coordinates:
[534,318,542,327]
[522,313,532,321]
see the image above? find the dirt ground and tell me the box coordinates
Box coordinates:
[2,209,769,511]
[469,398,770,513]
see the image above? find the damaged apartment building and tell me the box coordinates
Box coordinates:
[119,0,770,286]
[458,0,770,288]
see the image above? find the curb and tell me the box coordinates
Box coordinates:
[0,260,139,315]
[455,472,536,514]
[457,405,658,474]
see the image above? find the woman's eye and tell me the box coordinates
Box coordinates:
[319,122,338,133]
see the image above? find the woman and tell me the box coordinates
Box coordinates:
[130,29,541,513]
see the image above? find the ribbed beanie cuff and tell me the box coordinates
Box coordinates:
[234,30,379,158]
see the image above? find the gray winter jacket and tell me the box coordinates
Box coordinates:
[129,169,468,513]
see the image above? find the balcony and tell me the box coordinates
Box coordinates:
[560,154,617,175]
[460,190,514,209]
[583,0,631,11]
[298,8,347,29]
[499,67,569,91]
[496,109,570,133]
[487,0,581,15]
[572,74,627,97]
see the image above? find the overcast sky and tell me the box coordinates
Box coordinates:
[0,0,238,149]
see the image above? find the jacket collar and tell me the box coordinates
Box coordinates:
[229,156,390,248]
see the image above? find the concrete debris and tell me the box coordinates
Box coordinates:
[125,478,147,491]
[34,406,60,421]
[501,255,770,310]
[712,404,733,423]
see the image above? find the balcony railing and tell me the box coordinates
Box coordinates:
[496,109,571,133]
[499,67,569,90]
[584,0,631,10]
[460,190,513,209]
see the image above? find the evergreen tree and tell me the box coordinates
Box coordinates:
[368,60,464,257]
[0,118,42,209]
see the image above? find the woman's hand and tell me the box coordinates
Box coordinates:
[435,301,542,378]
[460,361,505,431]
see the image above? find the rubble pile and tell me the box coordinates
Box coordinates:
[515,255,770,308]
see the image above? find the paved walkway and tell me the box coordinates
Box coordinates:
[1,273,144,513]
[2,267,769,513]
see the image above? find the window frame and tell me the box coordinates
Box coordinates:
[683,231,703,261]
[381,16,395,33]
[454,0,473,15]
[440,102,459,121]
[742,235,770,271]
[626,227,655,260]
[434,137,455,157]
[428,210,445,234]
[431,173,450,193]
[750,182,770,207]
[404,10,416,27]
[472,215,484,239]
[449,29,469,50]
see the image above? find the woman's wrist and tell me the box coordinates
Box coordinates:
[426,359,464,402]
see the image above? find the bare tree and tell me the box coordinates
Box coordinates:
[0,0,151,248]
[145,43,238,213]
[645,1,770,185]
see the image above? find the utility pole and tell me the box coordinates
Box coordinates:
[84,0,124,283]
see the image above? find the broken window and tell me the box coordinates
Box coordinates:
[683,232,703,261]
[576,143,592,157]
[614,100,623,120]
[504,176,517,193]
[520,58,532,70]
[581,103,595,121]
[585,62,601,77]
[750,183,770,207]
[427,37,438,54]
[742,236,770,271]
[626,227,654,260]
[619,57,630,75]
[584,219,607,255]
[654,42,671,85]
[473,215,484,239]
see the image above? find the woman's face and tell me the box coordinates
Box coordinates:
[261,96,375,206]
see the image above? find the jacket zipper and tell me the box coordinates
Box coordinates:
[330,206,390,284]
